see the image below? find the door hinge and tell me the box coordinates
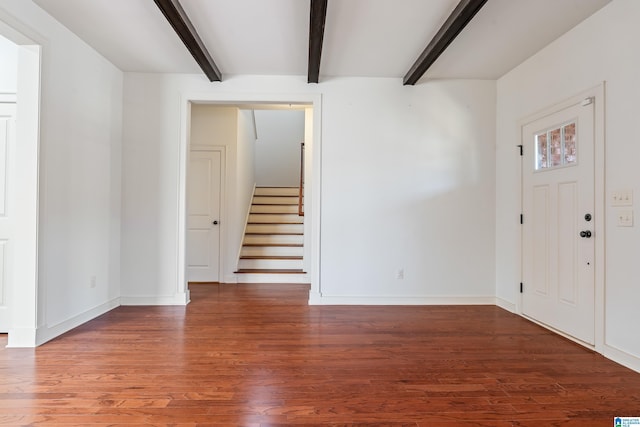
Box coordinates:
[517,144,523,156]
[520,214,523,224]
[520,282,523,293]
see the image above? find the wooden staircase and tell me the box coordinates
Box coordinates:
[235,187,308,283]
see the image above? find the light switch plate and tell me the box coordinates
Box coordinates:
[617,209,633,227]
[612,190,633,206]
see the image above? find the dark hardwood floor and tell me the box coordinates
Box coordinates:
[1,283,639,426]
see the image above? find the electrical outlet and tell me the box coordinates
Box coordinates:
[396,269,404,280]
[90,275,97,288]
[617,210,633,227]
[612,190,633,206]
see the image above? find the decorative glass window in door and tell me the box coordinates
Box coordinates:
[535,122,577,170]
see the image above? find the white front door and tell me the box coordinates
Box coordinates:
[187,150,222,282]
[522,98,595,345]
[0,103,16,332]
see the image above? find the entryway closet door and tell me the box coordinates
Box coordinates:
[187,150,222,282]
[522,98,595,345]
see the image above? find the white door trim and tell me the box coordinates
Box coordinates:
[176,93,322,304]
[188,145,226,283]
[518,83,605,353]
[0,15,43,347]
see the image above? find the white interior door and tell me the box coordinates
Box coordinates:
[187,150,222,282]
[522,98,595,345]
[0,103,16,332]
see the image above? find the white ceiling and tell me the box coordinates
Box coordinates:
[33,0,611,82]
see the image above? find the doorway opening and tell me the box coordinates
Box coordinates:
[178,95,322,304]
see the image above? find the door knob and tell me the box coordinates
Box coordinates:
[580,230,592,238]
[212,220,219,225]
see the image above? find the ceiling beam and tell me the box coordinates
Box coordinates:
[403,0,488,85]
[308,0,328,83]
[154,0,222,82]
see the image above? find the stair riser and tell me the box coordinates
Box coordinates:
[251,204,299,214]
[248,214,303,224]
[253,196,299,205]
[241,246,303,257]
[236,273,309,284]
[244,235,303,245]
[246,224,303,234]
[254,187,299,196]
[238,259,304,270]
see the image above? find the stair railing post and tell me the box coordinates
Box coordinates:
[298,142,305,216]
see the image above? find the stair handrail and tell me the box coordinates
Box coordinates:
[298,142,304,216]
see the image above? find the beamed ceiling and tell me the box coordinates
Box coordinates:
[33,0,611,84]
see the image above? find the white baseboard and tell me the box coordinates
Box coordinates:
[308,291,323,305]
[33,297,121,347]
[223,274,238,284]
[6,327,37,348]
[120,292,190,306]
[604,344,640,373]
[495,297,516,313]
[308,294,496,305]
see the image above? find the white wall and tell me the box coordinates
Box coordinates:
[496,0,640,369]
[190,106,238,281]
[318,79,496,301]
[0,34,17,93]
[121,74,496,303]
[0,1,123,345]
[236,109,257,270]
[254,109,304,187]
[185,105,255,282]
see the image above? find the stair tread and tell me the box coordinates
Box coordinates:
[250,207,297,209]
[240,255,303,260]
[248,222,302,225]
[251,207,297,210]
[249,214,301,217]
[244,238,303,244]
[248,219,302,221]
[242,243,303,247]
[252,203,299,206]
[250,212,298,214]
[254,199,298,202]
[244,232,303,235]
[235,269,305,274]
[247,224,301,226]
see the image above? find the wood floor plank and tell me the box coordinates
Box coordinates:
[0,283,639,425]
